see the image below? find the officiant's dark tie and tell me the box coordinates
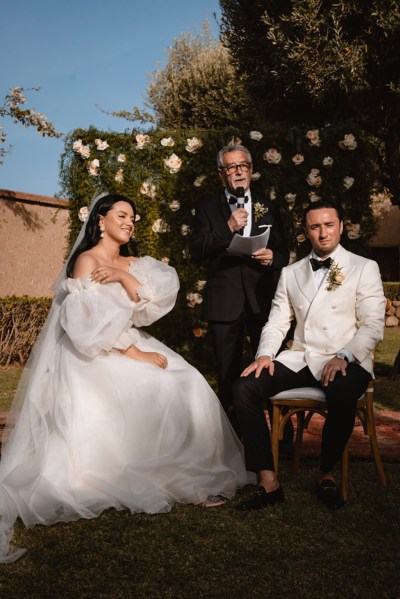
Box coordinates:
[310,257,332,271]
[228,196,249,205]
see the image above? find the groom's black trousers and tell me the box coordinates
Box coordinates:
[233,361,371,474]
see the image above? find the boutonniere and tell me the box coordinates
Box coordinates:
[253,202,269,221]
[326,261,345,291]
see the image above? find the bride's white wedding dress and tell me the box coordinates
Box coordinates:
[0,256,247,562]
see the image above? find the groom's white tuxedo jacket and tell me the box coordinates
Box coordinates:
[256,244,386,381]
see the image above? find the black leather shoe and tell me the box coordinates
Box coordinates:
[235,485,284,511]
[316,479,344,509]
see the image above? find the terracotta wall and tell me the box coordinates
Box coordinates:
[0,189,70,298]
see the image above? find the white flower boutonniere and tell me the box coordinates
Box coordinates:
[326,261,345,291]
[253,202,269,222]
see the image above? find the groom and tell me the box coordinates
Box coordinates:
[233,199,386,510]
[189,143,289,436]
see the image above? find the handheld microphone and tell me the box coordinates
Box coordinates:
[235,187,246,235]
[235,186,245,209]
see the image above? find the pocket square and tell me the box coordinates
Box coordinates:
[258,224,270,228]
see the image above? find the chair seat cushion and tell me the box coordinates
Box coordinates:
[271,387,326,402]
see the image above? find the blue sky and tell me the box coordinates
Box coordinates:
[1,0,221,198]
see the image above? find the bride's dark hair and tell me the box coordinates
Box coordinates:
[66,194,138,277]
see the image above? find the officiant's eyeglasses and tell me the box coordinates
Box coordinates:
[220,161,252,175]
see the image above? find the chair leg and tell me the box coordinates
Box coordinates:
[341,441,349,503]
[363,404,388,486]
[271,405,281,474]
[292,411,305,474]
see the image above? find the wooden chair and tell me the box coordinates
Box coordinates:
[270,380,387,502]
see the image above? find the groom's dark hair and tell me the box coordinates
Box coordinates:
[302,199,344,228]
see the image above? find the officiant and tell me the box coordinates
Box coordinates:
[189,143,290,435]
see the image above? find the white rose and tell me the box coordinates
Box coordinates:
[115,168,124,183]
[292,154,304,166]
[79,145,91,159]
[152,218,170,233]
[307,169,322,187]
[164,153,182,174]
[78,206,89,222]
[168,200,181,212]
[186,292,203,307]
[249,130,263,141]
[285,193,296,205]
[117,154,126,163]
[195,280,206,291]
[95,138,109,151]
[323,156,334,167]
[181,224,190,236]
[309,191,321,202]
[88,159,100,177]
[347,223,361,239]
[136,134,150,149]
[194,175,207,187]
[306,129,321,146]
[263,148,282,164]
[161,137,175,147]
[73,139,83,152]
[339,133,357,150]
[251,172,261,181]
[185,137,203,153]
[343,176,355,190]
[140,179,157,198]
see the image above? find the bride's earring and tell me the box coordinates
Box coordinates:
[99,223,105,238]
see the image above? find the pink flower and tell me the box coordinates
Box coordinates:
[292,154,304,166]
[263,148,282,164]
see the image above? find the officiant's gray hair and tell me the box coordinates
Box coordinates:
[217,144,252,169]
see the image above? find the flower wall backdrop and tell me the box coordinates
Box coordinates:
[60,122,379,379]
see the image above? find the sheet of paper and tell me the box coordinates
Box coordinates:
[227,226,271,255]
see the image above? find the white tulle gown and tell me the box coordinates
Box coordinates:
[0,257,247,562]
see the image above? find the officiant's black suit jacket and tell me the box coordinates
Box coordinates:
[189,192,289,322]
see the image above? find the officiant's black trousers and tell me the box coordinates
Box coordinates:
[233,361,371,474]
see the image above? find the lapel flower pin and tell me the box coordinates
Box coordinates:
[253,202,269,222]
[326,261,345,291]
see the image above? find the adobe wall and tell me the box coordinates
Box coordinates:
[0,189,70,298]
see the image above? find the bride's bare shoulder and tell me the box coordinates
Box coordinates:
[72,251,99,278]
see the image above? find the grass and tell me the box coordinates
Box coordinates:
[0,460,399,598]
[0,328,399,597]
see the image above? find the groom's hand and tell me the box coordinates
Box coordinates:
[241,356,274,379]
[321,356,347,386]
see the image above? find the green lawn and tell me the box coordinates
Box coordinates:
[0,460,399,598]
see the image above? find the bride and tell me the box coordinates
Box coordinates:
[0,192,247,563]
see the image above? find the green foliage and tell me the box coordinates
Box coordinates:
[219,0,400,200]
[0,296,51,366]
[59,122,378,373]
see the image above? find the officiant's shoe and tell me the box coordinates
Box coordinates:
[235,485,284,511]
[316,479,344,509]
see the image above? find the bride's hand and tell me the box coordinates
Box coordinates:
[121,345,168,369]
[91,266,125,285]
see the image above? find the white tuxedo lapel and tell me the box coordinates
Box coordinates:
[294,257,318,304]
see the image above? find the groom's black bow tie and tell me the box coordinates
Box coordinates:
[228,196,249,205]
[310,257,332,271]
